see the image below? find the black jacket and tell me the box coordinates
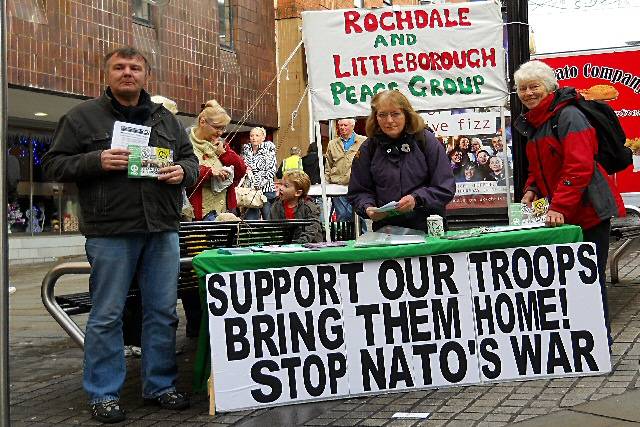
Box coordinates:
[42,89,199,236]
[269,198,324,243]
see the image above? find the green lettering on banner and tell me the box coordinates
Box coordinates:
[360,84,374,102]
[406,34,417,45]
[373,35,388,48]
[330,82,346,105]
[408,75,427,97]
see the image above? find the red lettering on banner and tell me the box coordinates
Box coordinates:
[459,8,471,26]
[430,10,443,27]
[406,53,417,72]
[443,9,458,27]
[482,48,497,67]
[468,49,480,67]
[344,11,362,34]
[333,55,351,78]
[381,55,395,74]
[356,57,369,76]
[393,53,405,73]
[380,12,395,31]
[395,11,415,30]
[430,52,442,70]
[364,13,378,32]
[415,10,428,28]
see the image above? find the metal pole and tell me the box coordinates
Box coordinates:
[506,0,531,202]
[0,0,11,423]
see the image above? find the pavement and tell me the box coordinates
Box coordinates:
[7,239,640,426]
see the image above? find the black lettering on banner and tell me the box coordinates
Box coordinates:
[511,248,533,289]
[432,255,458,295]
[510,334,542,375]
[294,267,316,308]
[408,300,431,341]
[479,338,501,379]
[515,291,540,332]
[533,247,555,287]
[577,243,598,284]
[390,345,414,388]
[360,347,386,391]
[317,265,340,305]
[547,332,572,373]
[252,314,279,358]
[433,297,461,339]
[538,289,560,330]
[303,355,327,397]
[276,313,288,354]
[495,293,515,333]
[328,353,347,394]
[281,357,302,399]
[356,304,380,346]
[490,251,513,290]
[571,330,598,372]
[474,295,495,335]
[273,269,291,310]
[468,252,488,292]
[224,317,249,360]
[230,272,252,314]
[341,263,364,303]
[378,260,405,300]
[383,302,410,344]
[255,271,274,312]
[440,341,467,383]
[207,274,228,316]
[555,245,575,287]
[251,360,281,403]
[318,308,344,350]
[412,343,437,385]
[289,311,316,353]
[410,258,429,297]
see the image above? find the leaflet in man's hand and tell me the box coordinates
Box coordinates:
[111,121,151,149]
[128,145,173,178]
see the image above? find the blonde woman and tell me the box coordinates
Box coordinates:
[241,126,277,219]
[187,100,246,220]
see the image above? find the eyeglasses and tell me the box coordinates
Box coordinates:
[516,83,543,93]
[204,119,226,132]
[376,111,403,120]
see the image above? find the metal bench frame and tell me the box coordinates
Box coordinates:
[41,220,316,349]
[609,205,640,283]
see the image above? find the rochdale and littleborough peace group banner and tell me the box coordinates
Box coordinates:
[301,2,509,120]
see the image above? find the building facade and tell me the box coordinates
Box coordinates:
[7,0,277,262]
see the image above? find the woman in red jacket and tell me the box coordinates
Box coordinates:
[187,100,246,220]
[513,60,625,347]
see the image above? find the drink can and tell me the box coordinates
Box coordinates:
[427,214,444,237]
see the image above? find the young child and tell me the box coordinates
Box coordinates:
[270,170,323,243]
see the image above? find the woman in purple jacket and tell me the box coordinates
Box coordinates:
[348,90,456,232]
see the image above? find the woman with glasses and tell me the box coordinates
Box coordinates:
[187,99,246,221]
[348,90,455,232]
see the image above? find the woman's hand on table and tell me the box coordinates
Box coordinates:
[396,195,416,213]
[366,206,388,221]
[521,190,538,207]
[545,209,564,227]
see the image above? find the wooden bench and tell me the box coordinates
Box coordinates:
[41,219,316,349]
[609,205,640,283]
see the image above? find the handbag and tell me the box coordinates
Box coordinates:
[236,173,267,209]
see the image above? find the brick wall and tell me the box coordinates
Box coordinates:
[276,0,420,19]
[8,0,278,127]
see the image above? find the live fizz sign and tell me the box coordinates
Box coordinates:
[302,2,508,120]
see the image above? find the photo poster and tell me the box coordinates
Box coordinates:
[301,2,508,120]
[205,243,610,412]
[421,109,513,212]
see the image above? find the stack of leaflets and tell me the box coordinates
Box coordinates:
[128,145,173,178]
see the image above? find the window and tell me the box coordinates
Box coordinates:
[132,0,152,25]
[218,0,234,50]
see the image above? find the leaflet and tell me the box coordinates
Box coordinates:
[128,145,173,178]
[111,121,151,149]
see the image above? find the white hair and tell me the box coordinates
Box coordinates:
[251,127,266,138]
[337,118,356,126]
[513,60,559,92]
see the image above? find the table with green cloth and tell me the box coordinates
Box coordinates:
[191,224,583,392]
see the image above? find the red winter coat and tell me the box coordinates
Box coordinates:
[188,143,246,220]
[514,88,624,230]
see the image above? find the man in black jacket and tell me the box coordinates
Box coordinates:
[42,47,198,423]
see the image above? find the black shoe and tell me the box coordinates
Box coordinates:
[144,391,190,410]
[91,400,126,424]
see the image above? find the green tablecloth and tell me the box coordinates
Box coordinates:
[191,224,583,391]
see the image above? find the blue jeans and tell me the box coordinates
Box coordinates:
[83,232,180,404]
[244,191,276,220]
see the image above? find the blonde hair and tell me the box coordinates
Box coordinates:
[196,99,231,128]
[365,90,425,138]
[283,170,311,198]
[150,95,178,115]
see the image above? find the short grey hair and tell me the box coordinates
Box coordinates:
[251,127,266,138]
[513,60,559,92]
[337,118,356,126]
